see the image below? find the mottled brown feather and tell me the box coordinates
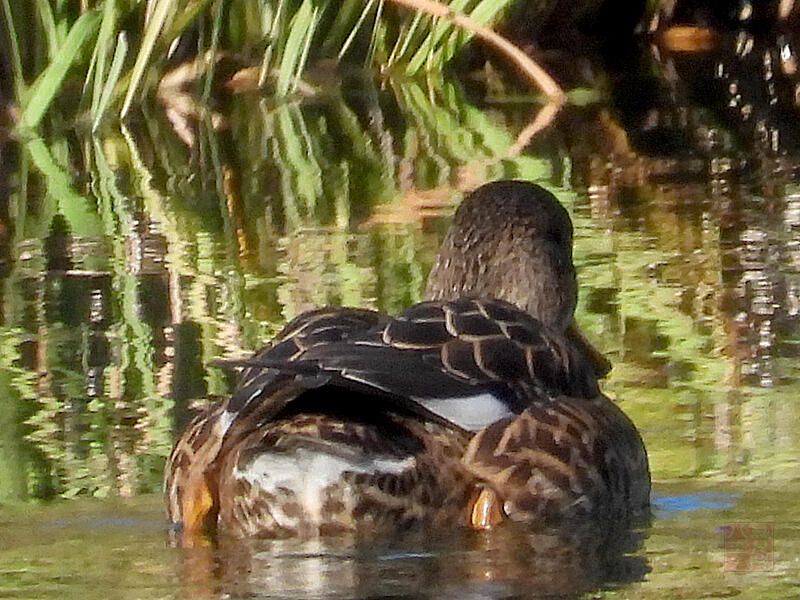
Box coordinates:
[462,396,649,522]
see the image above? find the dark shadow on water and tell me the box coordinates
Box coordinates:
[174,519,650,599]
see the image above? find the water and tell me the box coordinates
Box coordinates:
[1,483,799,599]
[2,37,800,598]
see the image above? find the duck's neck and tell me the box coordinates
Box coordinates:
[425,240,577,332]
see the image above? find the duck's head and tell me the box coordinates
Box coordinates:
[425,181,577,332]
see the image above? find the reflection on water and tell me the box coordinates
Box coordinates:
[3,482,800,599]
[2,35,800,598]
[197,520,649,599]
[652,491,736,514]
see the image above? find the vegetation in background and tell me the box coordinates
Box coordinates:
[2,4,800,599]
[0,0,519,130]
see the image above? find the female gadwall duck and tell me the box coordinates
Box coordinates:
[165,181,650,544]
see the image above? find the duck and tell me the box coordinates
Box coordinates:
[164,180,650,545]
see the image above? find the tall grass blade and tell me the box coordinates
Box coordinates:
[405,0,472,74]
[93,32,128,131]
[338,0,378,61]
[294,3,320,92]
[121,0,173,119]
[261,0,289,86]
[467,0,512,25]
[202,0,225,101]
[404,0,513,75]
[388,11,425,67]
[21,10,102,129]
[276,0,316,97]
[33,0,60,59]
[441,0,513,57]
[365,0,385,66]
[1,0,26,100]
[89,0,121,113]
[322,0,365,58]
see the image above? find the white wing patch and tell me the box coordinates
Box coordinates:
[421,392,514,431]
[218,409,236,435]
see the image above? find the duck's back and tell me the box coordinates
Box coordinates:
[462,394,649,524]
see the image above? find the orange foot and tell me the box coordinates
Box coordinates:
[470,487,504,530]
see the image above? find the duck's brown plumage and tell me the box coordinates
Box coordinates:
[164,181,650,545]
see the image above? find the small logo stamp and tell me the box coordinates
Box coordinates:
[722,523,773,572]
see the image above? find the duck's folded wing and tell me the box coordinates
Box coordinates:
[255,306,388,363]
[220,307,388,413]
[386,300,600,397]
[220,299,603,434]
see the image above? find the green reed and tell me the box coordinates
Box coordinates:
[1,0,515,132]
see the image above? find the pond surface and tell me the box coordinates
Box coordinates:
[1,481,800,599]
[2,38,800,598]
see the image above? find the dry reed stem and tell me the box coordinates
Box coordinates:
[386,0,565,105]
[387,0,565,148]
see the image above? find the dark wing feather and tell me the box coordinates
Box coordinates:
[222,307,387,414]
[219,299,603,434]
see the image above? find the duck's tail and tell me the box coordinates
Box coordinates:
[166,381,476,543]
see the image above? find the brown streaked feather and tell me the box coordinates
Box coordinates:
[219,299,602,436]
[164,399,232,545]
[462,395,650,522]
[215,404,475,538]
[225,307,388,413]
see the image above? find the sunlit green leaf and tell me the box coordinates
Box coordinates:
[93,32,128,130]
[120,0,173,118]
[20,10,102,129]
